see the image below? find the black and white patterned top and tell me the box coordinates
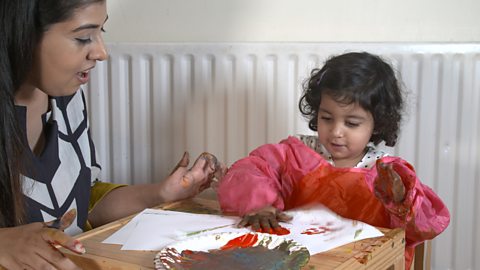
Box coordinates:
[16,89,100,235]
[296,134,388,169]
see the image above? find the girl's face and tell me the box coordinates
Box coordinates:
[28,1,108,96]
[316,93,374,168]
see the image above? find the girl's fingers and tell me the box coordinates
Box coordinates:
[259,216,273,232]
[237,216,250,228]
[268,216,280,229]
[40,228,85,255]
[391,170,406,203]
[248,216,261,232]
[277,212,293,222]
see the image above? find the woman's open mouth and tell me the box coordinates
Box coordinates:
[77,70,90,84]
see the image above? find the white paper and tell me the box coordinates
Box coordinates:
[121,210,249,250]
[102,205,384,255]
[278,206,384,254]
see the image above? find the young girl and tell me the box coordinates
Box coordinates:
[0,0,223,269]
[217,52,450,268]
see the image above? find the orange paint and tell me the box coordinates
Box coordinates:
[181,176,191,188]
[220,233,259,250]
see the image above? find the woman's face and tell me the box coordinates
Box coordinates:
[28,1,108,96]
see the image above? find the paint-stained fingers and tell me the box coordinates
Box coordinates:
[237,216,251,228]
[268,216,280,229]
[41,228,85,255]
[210,162,228,190]
[43,209,77,231]
[213,162,227,181]
[238,214,262,232]
[259,216,273,232]
[374,162,393,203]
[276,212,293,223]
[248,215,261,232]
[170,152,190,175]
[375,162,405,203]
[201,152,218,171]
[188,156,210,183]
[18,237,82,270]
[185,152,221,191]
[390,168,405,203]
[191,152,216,173]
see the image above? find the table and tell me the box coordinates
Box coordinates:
[65,198,405,269]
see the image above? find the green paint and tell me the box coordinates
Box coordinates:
[354,229,363,239]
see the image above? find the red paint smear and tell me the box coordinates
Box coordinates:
[272,227,290,235]
[301,226,332,235]
[254,227,291,235]
[220,233,259,250]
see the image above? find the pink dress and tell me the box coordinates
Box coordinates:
[217,136,450,268]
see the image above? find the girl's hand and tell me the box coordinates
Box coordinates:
[374,161,406,204]
[0,209,84,270]
[237,206,292,234]
[159,152,227,202]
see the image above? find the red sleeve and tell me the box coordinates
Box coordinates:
[217,136,322,216]
[376,157,450,247]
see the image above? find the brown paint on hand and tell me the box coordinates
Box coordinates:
[376,162,405,203]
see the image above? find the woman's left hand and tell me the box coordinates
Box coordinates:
[374,161,406,204]
[159,152,227,202]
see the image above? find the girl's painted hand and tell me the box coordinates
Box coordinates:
[160,151,227,202]
[374,161,406,204]
[237,206,292,234]
[0,209,84,270]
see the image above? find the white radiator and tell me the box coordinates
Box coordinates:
[84,43,480,270]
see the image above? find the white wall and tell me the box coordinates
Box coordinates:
[105,0,480,43]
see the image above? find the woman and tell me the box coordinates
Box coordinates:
[0,1,224,269]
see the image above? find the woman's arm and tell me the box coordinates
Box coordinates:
[88,152,224,227]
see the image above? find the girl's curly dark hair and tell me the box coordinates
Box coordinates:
[298,52,404,147]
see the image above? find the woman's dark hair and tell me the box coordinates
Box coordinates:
[0,0,104,227]
[299,52,404,147]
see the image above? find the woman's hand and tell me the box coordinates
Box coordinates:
[159,152,227,203]
[237,205,292,234]
[374,161,406,204]
[0,209,84,270]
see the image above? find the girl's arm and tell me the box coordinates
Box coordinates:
[374,157,450,247]
[217,136,322,216]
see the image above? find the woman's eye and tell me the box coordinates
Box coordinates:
[75,37,92,44]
